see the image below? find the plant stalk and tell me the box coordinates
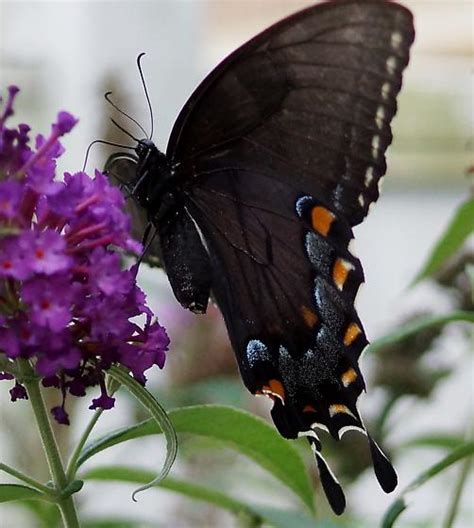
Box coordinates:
[442,455,471,528]
[66,408,103,481]
[18,359,80,527]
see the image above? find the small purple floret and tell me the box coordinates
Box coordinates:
[10,382,27,402]
[51,405,70,425]
[53,111,78,136]
[89,392,115,411]
[0,86,169,424]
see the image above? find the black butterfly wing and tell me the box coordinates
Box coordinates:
[184,167,367,386]
[181,160,403,512]
[168,0,415,226]
[143,0,413,514]
[182,168,374,515]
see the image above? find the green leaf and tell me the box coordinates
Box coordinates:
[82,520,151,528]
[382,499,407,528]
[401,433,466,451]
[0,483,43,503]
[366,311,474,355]
[84,466,254,515]
[250,506,341,528]
[382,442,474,527]
[107,366,177,500]
[83,466,319,527]
[78,404,314,512]
[17,500,62,528]
[468,264,474,309]
[412,198,474,284]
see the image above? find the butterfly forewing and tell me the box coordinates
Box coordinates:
[168,0,414,226]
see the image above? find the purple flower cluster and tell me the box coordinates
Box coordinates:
[0,86,169,424]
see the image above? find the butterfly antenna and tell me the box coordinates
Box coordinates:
[104,91,148,138]
[110,118,141,142]
[82,139,135,171]
[136,52,154,140]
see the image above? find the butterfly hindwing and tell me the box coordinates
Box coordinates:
[184,169,367,427]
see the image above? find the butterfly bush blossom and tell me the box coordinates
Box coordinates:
[0,86,169,424]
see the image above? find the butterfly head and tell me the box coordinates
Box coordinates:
[104,137,172,216]
[135,138,156,160]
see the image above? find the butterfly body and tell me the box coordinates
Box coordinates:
[105,0,415,514]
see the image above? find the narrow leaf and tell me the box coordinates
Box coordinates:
[0,483,43,503]
[382,499,407,528]
[17,500,62,527]
[78,404,314,512]
[107,366,177,499]
[401,433,466,451]
[382,442,474,527]
[412,198,474,284]
[366,311,474,355]
[84,466,254,516]
[83,466,319,527]
[82,520,151,528]
[250,505,341,528]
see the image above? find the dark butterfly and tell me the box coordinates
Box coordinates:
[104,0,415,515]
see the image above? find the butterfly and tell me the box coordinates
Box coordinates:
[104,0,415,515]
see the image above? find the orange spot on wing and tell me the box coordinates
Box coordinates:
[343,322,361,346]
[329,404,351,417]
[268,379,285,400]
[303,404,316,413]
[341,367,357,387]
[301,305,318,328]
[333,258,351,290]
[311,206,335,236]
[258,380,286,402]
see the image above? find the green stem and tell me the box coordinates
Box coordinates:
[0,462,53,495]
[443,422,473,528]
[66,409,103,481]
[375,394,400,439]
[442,455,472,528]
[18,359,80,528]
[66,375,120,480]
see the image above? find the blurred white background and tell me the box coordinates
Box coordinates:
[0,1,472,527]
